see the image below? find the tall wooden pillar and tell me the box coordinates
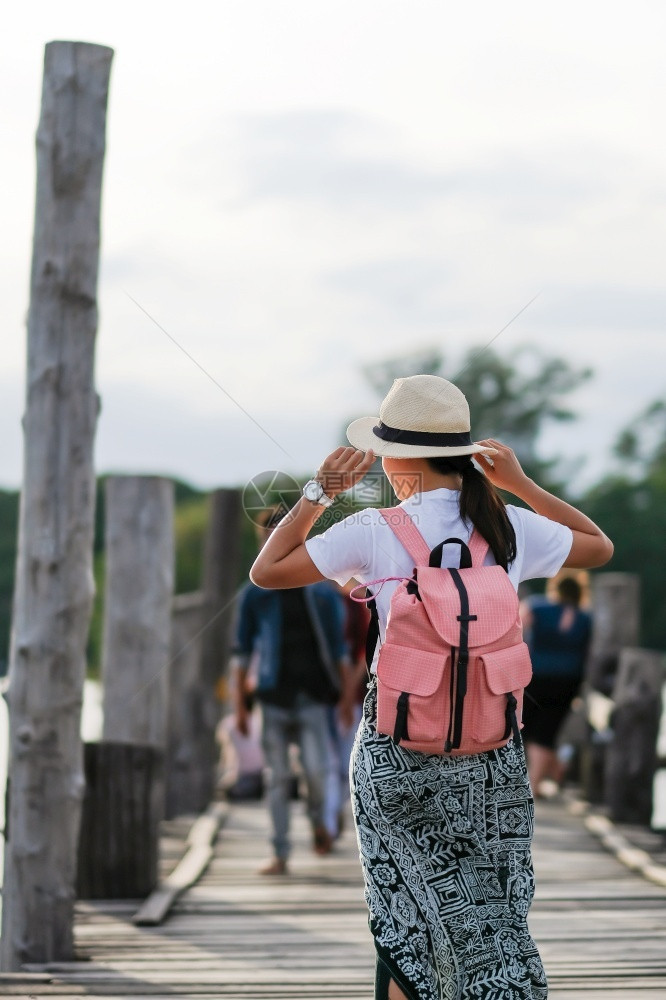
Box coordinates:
[1,41,113,969]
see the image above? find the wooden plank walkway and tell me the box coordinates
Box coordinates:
[3,796,666,998]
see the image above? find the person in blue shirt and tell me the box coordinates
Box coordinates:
[233,505,349,875]
[522,575,592,796]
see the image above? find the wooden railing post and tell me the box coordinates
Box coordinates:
[76,476,174,898]
[165,489,242,817]
[1,40,113,969]
[581,573,641,803]
[101,476,175,749]
[199,488,243,807]
[605,647,665,823]
[165,592,207,817]
[586,573,641,694]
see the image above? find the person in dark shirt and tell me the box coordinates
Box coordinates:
[233,507,348,875]
[522,574,592,796]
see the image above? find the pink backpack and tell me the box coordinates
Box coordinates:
[371,508,532,756]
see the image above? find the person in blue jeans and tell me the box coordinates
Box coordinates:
[233,506,349,875]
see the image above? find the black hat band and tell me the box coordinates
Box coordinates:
[373,421,473,447]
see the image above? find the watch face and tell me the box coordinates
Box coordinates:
[303,480,323,501]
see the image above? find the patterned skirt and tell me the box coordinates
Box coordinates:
[350,682,547,1000]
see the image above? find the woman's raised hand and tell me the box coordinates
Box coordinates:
[316,447,375,498]
[476,438,614,568]
[475,439,531,495]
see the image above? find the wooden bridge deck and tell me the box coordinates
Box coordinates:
[3,797,666,999]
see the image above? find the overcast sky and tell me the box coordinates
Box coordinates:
[2,1,665,493]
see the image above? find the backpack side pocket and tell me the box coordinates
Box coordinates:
[471,642,533,745]
[376,644,450,747]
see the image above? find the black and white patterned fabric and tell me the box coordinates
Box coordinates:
[351,682,547,1000]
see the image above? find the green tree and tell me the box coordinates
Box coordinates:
[362,344,592,489]
[582,400,666,650]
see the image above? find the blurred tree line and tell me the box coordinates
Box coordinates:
[581,401,666,652]
[0,344,663,676]
[361,343,592,492]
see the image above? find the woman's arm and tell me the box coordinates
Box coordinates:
[476,439,614,569]
[250,447,374,589]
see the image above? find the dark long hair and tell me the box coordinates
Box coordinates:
[426,456,517,570]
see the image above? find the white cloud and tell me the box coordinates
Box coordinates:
[2,1,665,491]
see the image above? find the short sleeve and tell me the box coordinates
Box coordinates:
[508,506,573,583]
[305,511,374,586]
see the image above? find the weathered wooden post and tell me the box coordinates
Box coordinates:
[165,592,208,817]
[581,573,640,803]
[605,648,665,823]
[165,489,242,816]
[101,477,175,748]
[1,41,113,969]
[77,476,174,897]
[200,489,243,805]
[586,574,641,694]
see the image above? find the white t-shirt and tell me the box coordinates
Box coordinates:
[305,488,573,669]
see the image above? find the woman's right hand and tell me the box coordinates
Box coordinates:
[475,439,532,496]
[316,446,375,498]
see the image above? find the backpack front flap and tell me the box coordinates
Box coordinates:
[415,564,521,648]
[418,563,526,751]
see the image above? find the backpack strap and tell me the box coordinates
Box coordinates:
[366,509,429,671]
[381,507,491,568]
[446,567,477,750]
[468,530,490,566]
[365,590,379,670]
[379,507,431,565]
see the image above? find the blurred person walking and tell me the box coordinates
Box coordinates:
[324,581,371,839]
[233,506,348,875]
[521,573,592,797]
[218,685,265,801]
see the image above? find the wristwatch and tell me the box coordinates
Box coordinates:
[302,479,335,508]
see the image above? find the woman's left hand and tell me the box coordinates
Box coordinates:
[315,447,375,498]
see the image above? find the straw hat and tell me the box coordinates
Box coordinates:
[346,374,496,458]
